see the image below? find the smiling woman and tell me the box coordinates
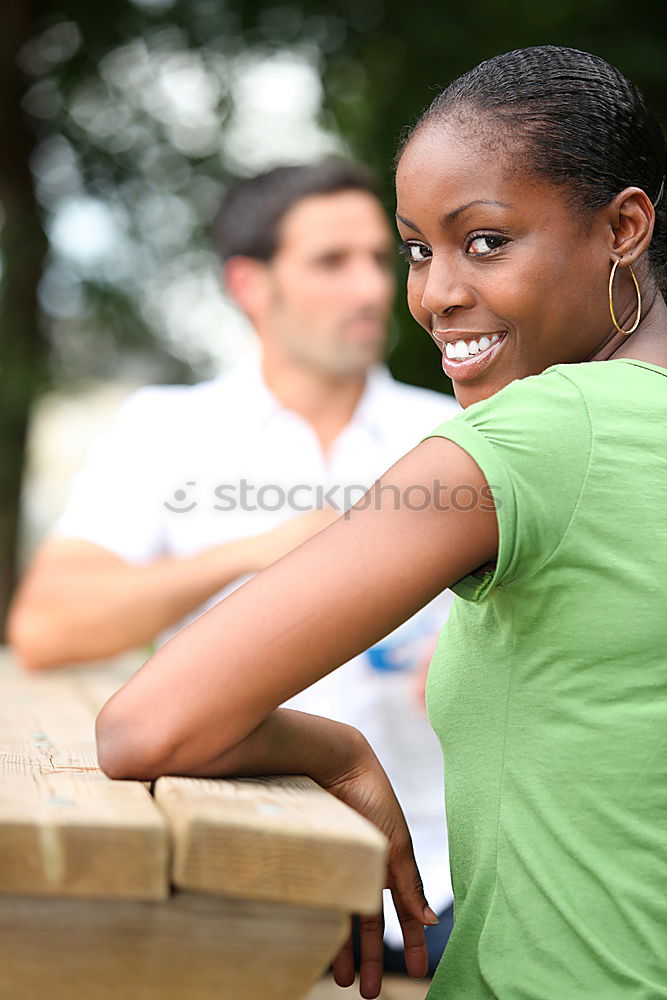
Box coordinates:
[395,46,666,403]
[96,46,667,1000]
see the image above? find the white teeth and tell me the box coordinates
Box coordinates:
[443,332,504,362]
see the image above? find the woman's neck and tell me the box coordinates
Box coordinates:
[589,290,667,367]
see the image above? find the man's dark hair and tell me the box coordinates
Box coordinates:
[212,159,380,263]
[398,45,667,282]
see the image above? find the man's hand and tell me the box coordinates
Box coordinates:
[247,506,341,571]
[318,738,438,999]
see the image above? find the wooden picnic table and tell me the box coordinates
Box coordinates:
[0,647,387,1000]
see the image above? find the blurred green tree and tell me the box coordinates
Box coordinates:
[1,0,665,633]
[1,2,49,638]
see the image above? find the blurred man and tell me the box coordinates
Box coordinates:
[9,160,459,970]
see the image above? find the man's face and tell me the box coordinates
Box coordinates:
[261,190,395,377]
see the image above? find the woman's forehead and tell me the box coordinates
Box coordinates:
[396,124,520,214]
[398,113,518,176]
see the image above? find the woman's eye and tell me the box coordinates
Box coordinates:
[466,234,507,256]
[398,241,431,265]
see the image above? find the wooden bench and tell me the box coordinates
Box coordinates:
[0,647,387,1000]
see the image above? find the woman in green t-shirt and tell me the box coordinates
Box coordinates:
[96,47,667,999]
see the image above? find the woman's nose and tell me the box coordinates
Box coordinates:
[421,258,475,316]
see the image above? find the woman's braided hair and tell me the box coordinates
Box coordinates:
[400,46,667,284]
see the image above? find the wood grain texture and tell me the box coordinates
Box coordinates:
[0,891,349,1000]
[306,975,431,1000]
[1,647,391,999]
[0,649,168,899]
[70,650,146,714]
[0,646,143,721]
[155,774,388,914]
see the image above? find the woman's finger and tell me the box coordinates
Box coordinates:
[331,921,356,988]
[388,830,439,928]
[357,909,385,999]
[390,883,429,980]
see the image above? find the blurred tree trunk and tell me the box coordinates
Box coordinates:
[0,0,48,638]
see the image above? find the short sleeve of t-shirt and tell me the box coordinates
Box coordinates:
[421,367,592,600]
[53,388,167,564]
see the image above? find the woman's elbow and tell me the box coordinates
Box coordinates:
[95,700,170,781]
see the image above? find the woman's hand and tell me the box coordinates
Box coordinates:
[98,683,437,997]
[318,737,439,999]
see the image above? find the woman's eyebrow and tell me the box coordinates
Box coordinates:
[442,199,515,224]
[397,199,515,235]
[395,213,422,233]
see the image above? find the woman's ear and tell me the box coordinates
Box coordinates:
[607,186,655,264]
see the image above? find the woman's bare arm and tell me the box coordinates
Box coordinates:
[96,437,497,780]
[96,436,496,999]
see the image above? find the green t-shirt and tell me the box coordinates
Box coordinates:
[423,359,667,999]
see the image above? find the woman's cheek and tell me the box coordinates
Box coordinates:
[406,273,431,332]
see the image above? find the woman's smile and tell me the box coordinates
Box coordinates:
[433,329,508,379]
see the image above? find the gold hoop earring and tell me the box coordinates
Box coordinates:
[608,258,641,336]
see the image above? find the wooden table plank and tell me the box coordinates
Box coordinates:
[0,649,168,900]
[0,647,143,736]
[306,976,431,1000]
[0,765,168,899]
[155,774,387,914]
[1,646,391,1000]
[0,891,348,1000]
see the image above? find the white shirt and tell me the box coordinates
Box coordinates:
[55,356,460,943]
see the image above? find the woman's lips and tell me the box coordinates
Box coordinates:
[438,331,508,381]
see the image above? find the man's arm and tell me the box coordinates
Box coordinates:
[7,508,339,671]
